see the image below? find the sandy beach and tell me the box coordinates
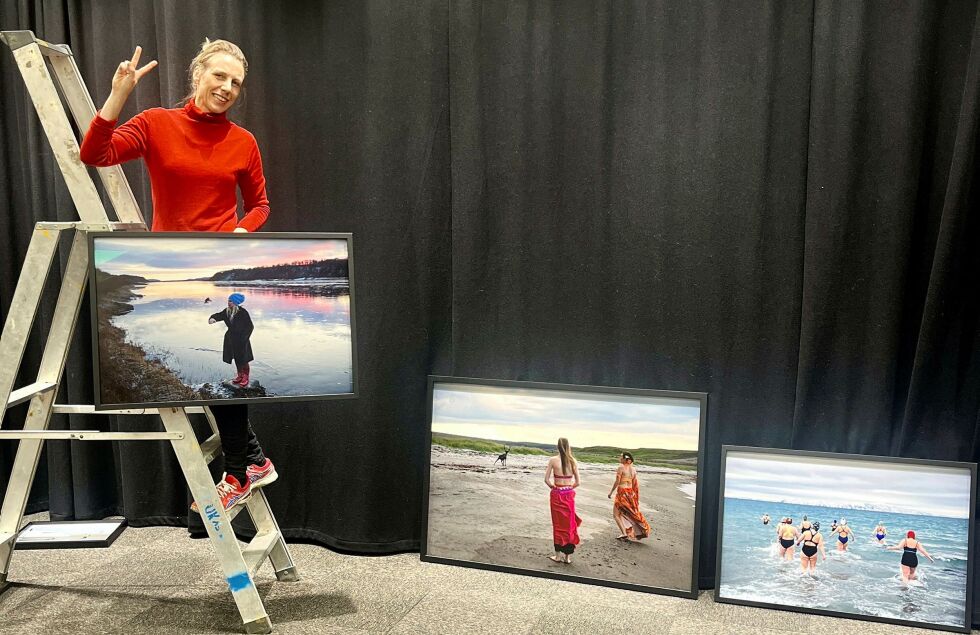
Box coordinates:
[425,445,697,592]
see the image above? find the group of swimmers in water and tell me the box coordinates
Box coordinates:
[760,514,935,582]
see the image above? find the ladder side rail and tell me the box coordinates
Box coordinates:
[46,53,147,226]
[160,408,272,633]
[0,230,90,581]
[0,228,62,427]
[10,43,109,223]
[245,491,298,581]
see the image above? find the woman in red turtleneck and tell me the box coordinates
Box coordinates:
[80,40,276,512]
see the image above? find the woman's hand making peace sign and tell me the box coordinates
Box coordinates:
[100,45,157,121]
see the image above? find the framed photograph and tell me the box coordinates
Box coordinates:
[88,232,357,409]
[421,376,707,597]
[715,446,976,633]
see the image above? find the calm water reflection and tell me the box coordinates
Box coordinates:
[112,280,353,396]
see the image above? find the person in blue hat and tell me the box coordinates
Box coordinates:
[209,292,255,388]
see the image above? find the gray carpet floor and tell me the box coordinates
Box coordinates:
[1,514,975,634]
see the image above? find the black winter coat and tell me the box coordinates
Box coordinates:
[210,307,254,365]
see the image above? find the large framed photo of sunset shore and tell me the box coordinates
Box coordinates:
[421,376,707,597]
[715,446,976,633]
[88,232,357,409]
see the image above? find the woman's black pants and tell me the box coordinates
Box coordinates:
[210,404,265,486]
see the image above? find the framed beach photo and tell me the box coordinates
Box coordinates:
[88,232,357,409]
[421,376,707,597]
[715,446,976,633]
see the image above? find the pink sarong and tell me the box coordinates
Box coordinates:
[550,487,582,552]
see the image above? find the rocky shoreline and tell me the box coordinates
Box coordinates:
[95,276,268,404]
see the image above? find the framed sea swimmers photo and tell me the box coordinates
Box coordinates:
[421,376,707,597]
[88,232,357,409]
[715,446,976,633]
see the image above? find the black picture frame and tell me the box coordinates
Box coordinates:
[420,375,708,598]
[87,231,358,409]
[715,445,977,633]
[16,519,128,550]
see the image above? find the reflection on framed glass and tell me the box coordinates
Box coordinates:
[421,376,707,597]
[716,446,976,633]
[88,232,357,409]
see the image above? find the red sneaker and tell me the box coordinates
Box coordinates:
[247,458,278,489]
[190,473,251,513]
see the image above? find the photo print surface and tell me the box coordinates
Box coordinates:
[90,232,356,408]
[716,447,975,632]
[422,377,706,596]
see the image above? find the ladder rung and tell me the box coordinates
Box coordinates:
[0,431,183,441]
[200,434,222,464]
[228,504,246,522]
[242,532,280,577]
[53,405,207,415]
[6,382,57,408]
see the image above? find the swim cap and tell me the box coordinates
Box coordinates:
[812,522,820,531]
[228,293,245,305]
[907,530,915,539]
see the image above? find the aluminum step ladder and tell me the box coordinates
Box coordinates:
[0,30,297,634]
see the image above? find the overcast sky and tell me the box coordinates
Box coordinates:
[431,382,702,450]
[94,237,348,281]
[724,451,973,519]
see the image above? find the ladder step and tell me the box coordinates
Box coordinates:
[199,433,222,464]
[6,382,57,408]
[228,504,246,522]
[53,404,207,415]
[242,532,280,577]
[0,430,183,441]
[0,532,15,547]
[0,31,69,56]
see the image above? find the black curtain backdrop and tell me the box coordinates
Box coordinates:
[1,0,978,609]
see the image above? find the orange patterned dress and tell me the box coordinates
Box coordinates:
[615,470,651,540]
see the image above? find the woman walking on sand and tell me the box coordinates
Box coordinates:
[544,438,582,564]
[209,292,254,387]
[608,452,651,541]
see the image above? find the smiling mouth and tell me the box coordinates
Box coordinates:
[212,93,229,104]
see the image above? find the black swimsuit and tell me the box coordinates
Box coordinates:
[801,530,819,558]
[902,543,919,568]
[779,530,795,548]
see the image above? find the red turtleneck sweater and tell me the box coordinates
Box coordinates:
[79,100,270,232]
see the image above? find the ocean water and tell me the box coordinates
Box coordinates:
[718,498,970,628]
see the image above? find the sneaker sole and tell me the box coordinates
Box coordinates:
[250,470,279,490]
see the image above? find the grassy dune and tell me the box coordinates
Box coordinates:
[431,434,550,457]
[431,434,697,471]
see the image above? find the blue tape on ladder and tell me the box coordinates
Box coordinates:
[227,572,252,592]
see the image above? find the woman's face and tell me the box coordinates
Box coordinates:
[227,300,235,310]
[194,53,245,114]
